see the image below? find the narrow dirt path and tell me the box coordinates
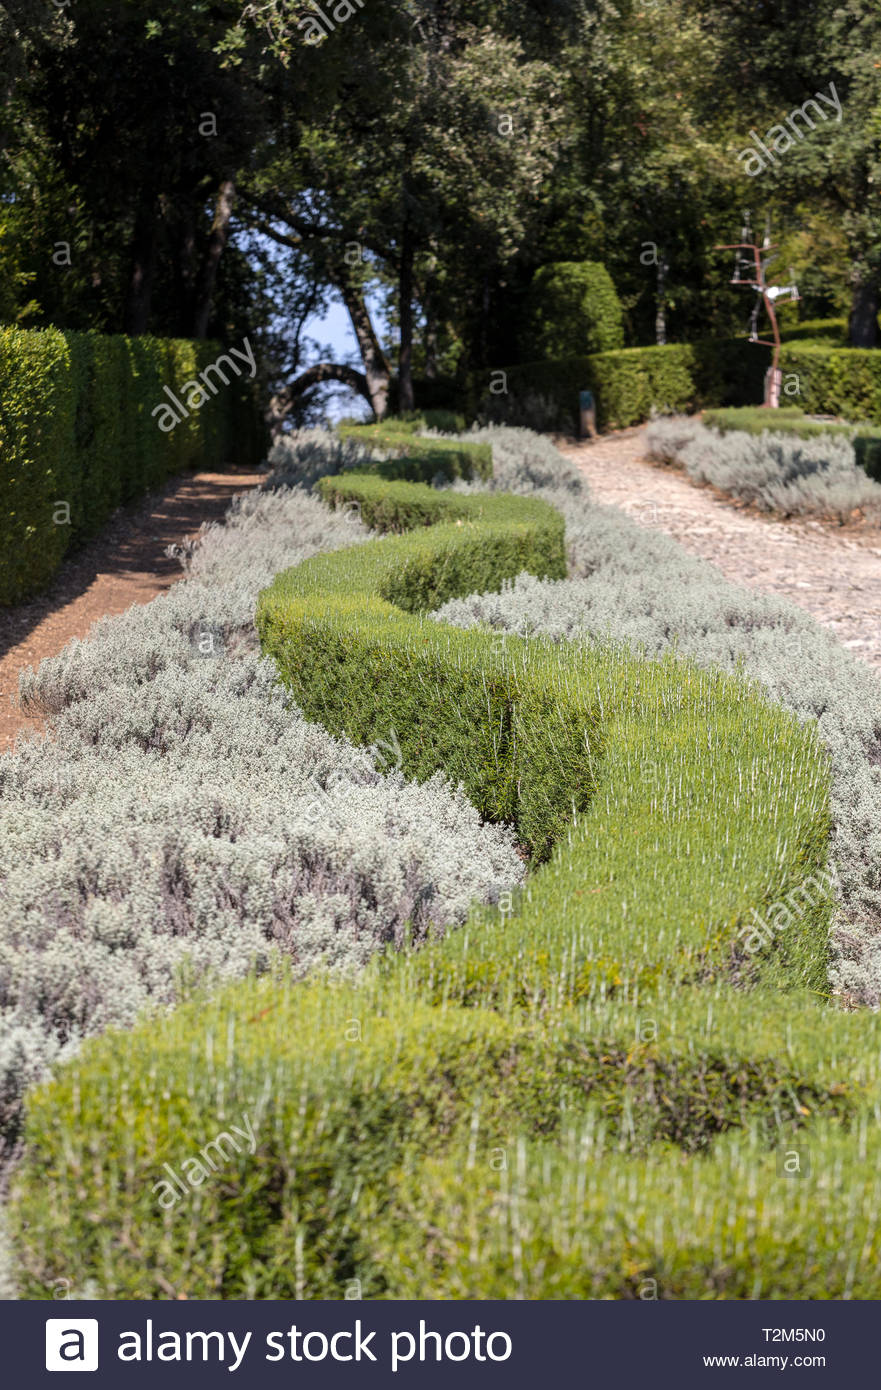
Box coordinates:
[0,464,265,752]
[557,430,881,671]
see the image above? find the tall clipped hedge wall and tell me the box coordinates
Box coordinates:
[10,467,864,1300]
[779,341,881,425]
[475,337,770,432]
[0,326,263,605]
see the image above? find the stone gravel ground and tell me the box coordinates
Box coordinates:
[556,428,881,671]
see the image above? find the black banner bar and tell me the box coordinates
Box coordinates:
[4,1299,859,1387]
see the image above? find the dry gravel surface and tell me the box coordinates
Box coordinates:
[557,430,881,671]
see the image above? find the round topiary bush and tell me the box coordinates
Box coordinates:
[526,260,624,358]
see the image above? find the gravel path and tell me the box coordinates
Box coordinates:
[3,431,880,754]
[557,430,881,670]
[0,465,265,752]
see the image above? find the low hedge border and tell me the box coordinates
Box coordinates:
[336,420,493,482]
[700,406,881,482]
[700,406,861,439]
[0,327,263,605]
[473,338,770,433]
[8,465,848,1298]
[315,471,553,534]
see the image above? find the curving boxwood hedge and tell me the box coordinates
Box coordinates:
[13,467,879,1300]
[336,419,492,482]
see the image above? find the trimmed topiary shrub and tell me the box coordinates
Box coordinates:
[701,406,855,438]
[0,327,78,604]
[316,472,552,534]
[526,261,624,360]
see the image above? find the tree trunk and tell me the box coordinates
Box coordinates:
[193,179,236,340]
[424,309,439,379]
[655,257,668,346]
[850,277,878,348]
[479,273,490,367]
[332,270,391,420]
[123,204,157,335]
[266,362,371,440]
[398,230,415,413]
[175,206,198,337]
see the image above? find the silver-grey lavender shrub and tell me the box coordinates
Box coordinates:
[265,426,369,490]
[645,416,881,521]
[439,425,881,1006]
[0,433,524,1153]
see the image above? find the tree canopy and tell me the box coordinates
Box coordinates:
[1,0,877,419]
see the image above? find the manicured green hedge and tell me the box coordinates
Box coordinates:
[10,467,849,1299]
[366,1113,881,1298]
[316,472,542,533]
[779,341,881,426]
[702,405,863,439]
[475,338,770,432]
[16,976,876,1299]
[780,316,849,345]
[0,327,263,605]
[336,419,492,481]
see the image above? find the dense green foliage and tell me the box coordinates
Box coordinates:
[526,262,624,359]
[0,326,262,604]
[478,339,769,432]
[11,461,854,1298]
[4,0,881,429]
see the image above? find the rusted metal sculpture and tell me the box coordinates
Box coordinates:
[716,214,799,407]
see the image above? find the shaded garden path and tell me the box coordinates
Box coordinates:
[558,430,881,671]
[0,464,265,752]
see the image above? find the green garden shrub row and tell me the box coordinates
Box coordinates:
[316,471,553,534]
[10,469,852,1298]
[779,317,849,345]
[700,405,861,439]
[16,975,877,1299]
[779,341,881,427]
[700,406,881,482]
[336,418,492,481]
[475,338,770,433]
[365,1115,881,1298]
[0,326,263,605]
